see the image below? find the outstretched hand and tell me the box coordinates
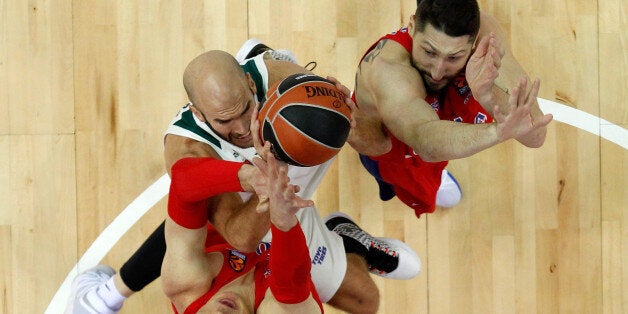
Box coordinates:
[493,77,553,142]
[466,33,503,106]
[261,150,314,231]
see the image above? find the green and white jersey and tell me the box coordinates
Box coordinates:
[164,53,270,163]
[164,52,332,199]
[163,52,345,302]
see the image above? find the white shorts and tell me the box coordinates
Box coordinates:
[262,206,346,302]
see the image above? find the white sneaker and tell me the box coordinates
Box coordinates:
[65,265,120,314]
[324,212,421,280]
[435,169,462,207]
[235,38,299,64]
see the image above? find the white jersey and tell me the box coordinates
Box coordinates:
[164,53,345,302]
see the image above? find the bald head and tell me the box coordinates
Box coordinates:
[183,50,250,110]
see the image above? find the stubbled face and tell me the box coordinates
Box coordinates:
[193,75,258,149]
[410,21,474,92]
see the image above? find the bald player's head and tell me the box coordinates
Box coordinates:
[182,50,258,148]
[183,50,252,111]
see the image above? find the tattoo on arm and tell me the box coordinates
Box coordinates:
[358,39,388,73]
[356,39,388,94]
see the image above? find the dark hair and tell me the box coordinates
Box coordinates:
[414,0,480,40]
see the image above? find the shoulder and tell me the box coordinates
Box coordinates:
[359,39,423,99]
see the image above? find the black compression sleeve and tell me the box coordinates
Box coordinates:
[119,221,166,292]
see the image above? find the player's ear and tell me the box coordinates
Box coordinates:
[189,103,205,122]
[245,73,257,95]
[408,14,416,34]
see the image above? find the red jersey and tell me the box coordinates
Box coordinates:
[357,27,493,218]
[172,225,322,313]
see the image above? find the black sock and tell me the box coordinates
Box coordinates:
[119,221,166,292]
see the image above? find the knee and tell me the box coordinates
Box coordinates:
[351,279,379,314]
[327,254,380,313]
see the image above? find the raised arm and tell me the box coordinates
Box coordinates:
[358,40,503,162]
[254,150,321,313]
[471,11,553,147]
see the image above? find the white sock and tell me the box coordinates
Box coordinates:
[95,277,126,310]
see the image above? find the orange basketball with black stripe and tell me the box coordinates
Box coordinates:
[258,73,352,167]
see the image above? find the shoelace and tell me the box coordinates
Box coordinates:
[333,223,398,257]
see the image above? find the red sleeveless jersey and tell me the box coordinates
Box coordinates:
[357,27,493,218]
[172,225,321,313]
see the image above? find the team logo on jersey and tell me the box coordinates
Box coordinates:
[390,27,408,35]
[232,151,240,158]
[463,93,472,105]
[453,77,470,95]
[229,250,247,272]
[474,112,488,124]
[311,246,328,265]
[453,117,463,122]
[256,242,271,255]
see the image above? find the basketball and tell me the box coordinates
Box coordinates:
[258,73,352,167]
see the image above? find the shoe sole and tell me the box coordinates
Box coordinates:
[235,38,262,63]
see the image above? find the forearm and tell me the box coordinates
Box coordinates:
[405,120,501,162]
[269,223,312,304]
[170,157,244,202]
[496,53,548,147]
[208,194,270,252]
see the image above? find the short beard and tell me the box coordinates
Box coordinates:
[411,62,451,93]
[419,70,451,93]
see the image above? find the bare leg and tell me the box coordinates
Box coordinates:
[326,253,379,314]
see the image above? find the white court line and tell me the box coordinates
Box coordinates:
[537,98,628,149]
[45,174,171,314]
[45,98,627,313]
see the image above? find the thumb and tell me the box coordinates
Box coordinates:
[471,35,490,60]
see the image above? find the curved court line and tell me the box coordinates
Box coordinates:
[537,98,628,149]
[45,98,626,313]
[45,174,171,314]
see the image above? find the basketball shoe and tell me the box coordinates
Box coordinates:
[235,38,300,65]
[435,169,462,208]
[65,265,122,314]
[324,212,421,280]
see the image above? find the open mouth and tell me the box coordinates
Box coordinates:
[218,298,237,309]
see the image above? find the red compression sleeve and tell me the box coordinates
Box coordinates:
[269,223,313,304]
[170,157,245,202]
[167,157,245,229]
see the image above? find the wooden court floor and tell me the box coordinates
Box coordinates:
[1,0,626,313]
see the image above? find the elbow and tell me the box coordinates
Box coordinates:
[417,152,445,162]
[414,144,449,162]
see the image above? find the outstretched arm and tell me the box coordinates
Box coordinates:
[255,150,321,313]
[360,41,514,162]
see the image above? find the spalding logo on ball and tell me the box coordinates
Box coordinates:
[258,73,352,167]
